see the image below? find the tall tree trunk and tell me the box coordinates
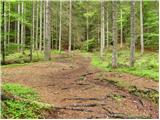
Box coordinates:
[7,1,10,45]
[44,0,51,60]
[39,0,42,51]
[112,1,117,68]
[100,0,105,58]
[4,1,7,49]
[120,9,123,48]
[86,8,89,51]
[36,1,39,50]
[30,2,35,62]
[68,0,72,52]
[140,0,144,54]
[106,10,109,48]
[43,1,46,51]
[17,2,20,51]
[32,2,35,51]
[1,1,5,64]
[59,1,62,52]
[130,0,136,67]
[20,1,24,53]
[55,10,58,50]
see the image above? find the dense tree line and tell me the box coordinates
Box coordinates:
[0,0,159,67]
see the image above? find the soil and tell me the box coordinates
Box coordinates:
[2,52,159,119]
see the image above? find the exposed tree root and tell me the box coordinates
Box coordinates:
[63,97,101,101]
[54,107,93,112]
[102,107,151,119]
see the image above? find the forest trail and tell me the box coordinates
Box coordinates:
[2,52,158,119]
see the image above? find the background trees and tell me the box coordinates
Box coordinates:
[0,0,159,66]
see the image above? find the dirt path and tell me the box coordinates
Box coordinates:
[2,53,159,119]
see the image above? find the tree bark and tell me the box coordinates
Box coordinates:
[7,1,10,45]
[44,0,51,60]
[112,1,117,68]
[17,2,20,51]
[4,1,7,49]
[43,1,46,51]
[120,9,123,48]
[20,1,24,53]
[100,0,105,58]
[86,7,89,51]
[140,0,144,54]
[39,0,42,51]
[106,10,109,48]
[35,1,39,50]
[130,0,136,67]
[59,1,62,52]
[1,1,5,64]
[68,0,72,52]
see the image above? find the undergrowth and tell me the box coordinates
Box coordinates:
[90,50,158,81]
[1,83,51,119]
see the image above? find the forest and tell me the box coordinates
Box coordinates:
[1,0,159,119]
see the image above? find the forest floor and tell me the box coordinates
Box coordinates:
[2,52,159,119]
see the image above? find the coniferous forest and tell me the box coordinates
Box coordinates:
[1,0,159,119]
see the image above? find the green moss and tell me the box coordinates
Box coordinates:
[1,83,50,119]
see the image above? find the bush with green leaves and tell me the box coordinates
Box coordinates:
[6,43,19,55]
[81,38,98,52]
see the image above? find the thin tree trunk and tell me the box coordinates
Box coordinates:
[7,1,10,44]
[17,2,20,51]
[1,1,5,64]
[32,2,35,51]
[44,0,51,60]
[68,0,72,52]
[130,0,136,67]
[39,0,42,51]
[43,1,46,51]
[120,9,123,48]
[30,2,35,62]
[55,10,58,50]
[140,0,144,54]
[36,1,39,50]
[106,10,109,48]
[112,1,117,68]
[86,9,89,51]
[59,1,62,52]
[20,1,24,53]
[100,0,105,58]
[4,1,7,49]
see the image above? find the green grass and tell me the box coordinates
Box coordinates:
[1,83,50,119]
[2,83,39,101]
[90,50,158,81]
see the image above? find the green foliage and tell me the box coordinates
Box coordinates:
[6,43,19,55]
[2,100,41,119]
[1,83,50,119]
[5,50,44,64]
[2,83,39,101]
[82,38,98,52]
[90,50,158,81]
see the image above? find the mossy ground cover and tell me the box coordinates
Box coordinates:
[1,83,51,119]
[90,49,158,81]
